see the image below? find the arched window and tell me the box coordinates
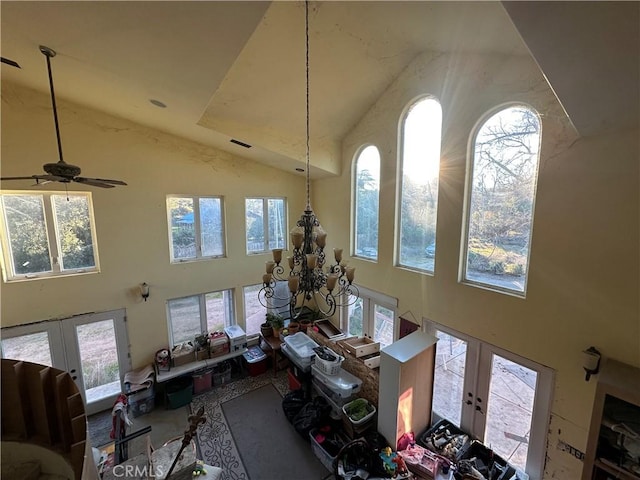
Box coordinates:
[397,97,442,273]
[353,145,381,260]
[462,105,541,295]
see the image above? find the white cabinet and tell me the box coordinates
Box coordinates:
[378,330,438,449]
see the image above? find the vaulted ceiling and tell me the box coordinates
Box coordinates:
[1,1,638,178]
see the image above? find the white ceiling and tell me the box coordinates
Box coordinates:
[1,1,637,178]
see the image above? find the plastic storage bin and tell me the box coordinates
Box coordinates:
[309,429,348,472]
[342,398,376,425]
[128,385,155,417]
[311,363,362,399]
[243,345,267,376]
[192,369,213,394]
[284,332,319,367]
[212,361,232,386]
[165,376,193,409]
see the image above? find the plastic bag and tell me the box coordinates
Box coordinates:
[292,396,331,438]
[282,389,307,423]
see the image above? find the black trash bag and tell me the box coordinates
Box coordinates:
[292,396,331,438]
[282,389,307,423]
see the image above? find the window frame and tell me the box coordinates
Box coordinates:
[166,194,226,263]
[395,95,443,275]
[0,190,100,282]
[460,103,542,297]
[352,144,381,262]
[245,197,287,255]
[340,285,398,347]
[166,289,235,348]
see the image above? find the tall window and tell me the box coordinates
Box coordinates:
[245,198,286,254]
[341,286,397,347]
[397,97,442,273]
[462,105,541,295]
[167,290,234,347]
[353,145,381,260]
[243,284,267,337]
[0,192,99,281]
[167,195,225,262]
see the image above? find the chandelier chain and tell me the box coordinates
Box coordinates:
[305,0,311,211]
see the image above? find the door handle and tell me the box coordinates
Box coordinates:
[475,405,484,413]
[70,369,76,373]
[72,376,77,380]
[465,400,473,405]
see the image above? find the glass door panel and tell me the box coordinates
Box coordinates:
[2,331,54,366]
[483,354,537,471]
[62,309,129,415]
[75,319,121,405]
[432,330,468,426]
[373,304,394,347]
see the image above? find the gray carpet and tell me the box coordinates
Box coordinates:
[222,384,328,480]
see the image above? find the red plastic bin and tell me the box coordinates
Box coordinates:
[192,369,213,394]
[288,368,302,390]
[243,346,267,377]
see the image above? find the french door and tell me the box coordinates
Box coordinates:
[427,322,554,480]
[1,309,130,415]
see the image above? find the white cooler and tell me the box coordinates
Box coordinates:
[224,325,247,351]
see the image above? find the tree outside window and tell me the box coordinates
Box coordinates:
[167,196,224,262]
[246,198,286,254]
[354,145,380,260]
[0,192,98,280]
[463,105,541,294]
[398,97,442,273]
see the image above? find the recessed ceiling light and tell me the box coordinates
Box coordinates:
[295,168,305,172]
[149,99,167,108]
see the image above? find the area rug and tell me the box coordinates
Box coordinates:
[191,371,290,480]
[221,384,328,480]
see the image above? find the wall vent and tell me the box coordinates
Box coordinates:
[230,139,252,148]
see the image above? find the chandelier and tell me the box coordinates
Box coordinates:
[258,0,359,320]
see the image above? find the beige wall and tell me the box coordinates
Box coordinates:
[0,82,306,368]
[314,51,639,479]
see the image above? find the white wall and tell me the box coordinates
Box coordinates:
[0,82,306,368]
[313,51,639,479]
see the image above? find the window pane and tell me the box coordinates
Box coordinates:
[245,198,265,253]
[243,284,267,336]
[464,106,541,294]
[2,331,53,366]
[2,194,51,274]
[347,296,364,337]
[399,98,442,273]
[52,195,96,270]
[200,197,224,257]
[432,330,468,427]
[373,304,393,347]
[484,354,537,471]
[354,146,380,260]
[205,291,233,333]
[168,197,196,260]
[267,198,286,250]
[168,296,202,345]
[76,319,120,403]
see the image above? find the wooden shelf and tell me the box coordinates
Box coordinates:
[594,458,640,480]
[582,359,640,480]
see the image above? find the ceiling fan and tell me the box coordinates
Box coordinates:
[1,46,127,189]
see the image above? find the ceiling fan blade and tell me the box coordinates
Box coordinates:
[1,176,42,181]
[38,174,69,182]
[77,176,127,186]
[74,178,116,188]
[1,57,21,68]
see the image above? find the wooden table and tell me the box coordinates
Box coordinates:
[259,334,285,375]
